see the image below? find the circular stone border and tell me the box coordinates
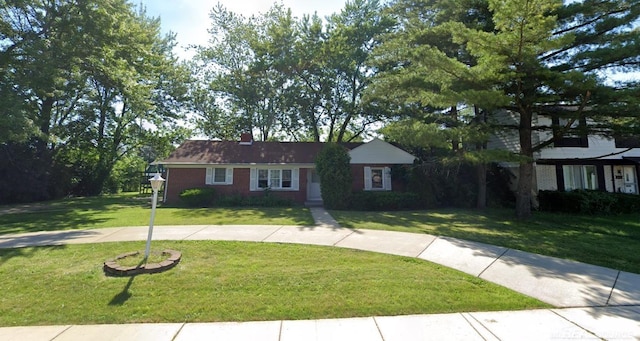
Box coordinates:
[103,249,181,277]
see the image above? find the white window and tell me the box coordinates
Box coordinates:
[250,168,299,190]
[364,166,392,191]
[205,167,233,185]
[563,165,597,191]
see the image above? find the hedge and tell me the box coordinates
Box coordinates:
[538,190,640,215]
[348,191,423,211]
[179,188,216,207]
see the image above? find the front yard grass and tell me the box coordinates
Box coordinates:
[330,208,640,274]
[0,193,313,235]
[0,240,549,326]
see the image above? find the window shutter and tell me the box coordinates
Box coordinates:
[205,167,212,185]
[249,168,257,191]
[364,167,372,190]
[226,168,234,185]
[292,168,299,190]
[384,167,392,191]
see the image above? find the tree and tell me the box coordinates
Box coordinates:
[370,0,640,218]
[193,0,394,142]
[315,143,352,209]
[367,0,500,209]
[0,0,190,202]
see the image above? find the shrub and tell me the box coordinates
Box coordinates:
[215,190,294,207]
[179,188,216,207]
[538,190,640,215]
[315,143,352,209]
[349,191,423,211]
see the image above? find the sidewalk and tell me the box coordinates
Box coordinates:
[1,207,639,340]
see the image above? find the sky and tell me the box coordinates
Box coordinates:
[138,0,350,59]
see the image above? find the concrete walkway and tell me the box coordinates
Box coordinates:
[1,207,639,340]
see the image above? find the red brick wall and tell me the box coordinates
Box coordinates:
[165,167,310,204]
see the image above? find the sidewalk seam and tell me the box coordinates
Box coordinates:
[332,229,357,246]
[463,312,500,340]
[372,316,386,341]
[550,309,601,339]
[50,325,73,340]
[180,225,209,240]
[170,323,186,341]
[262,225,285,241]
[416,236,438,258]
[477,248,510,278]
[606,271,622,306]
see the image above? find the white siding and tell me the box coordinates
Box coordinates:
[604,165,614,192]
[349,139,415,164]
[536,165,557,191]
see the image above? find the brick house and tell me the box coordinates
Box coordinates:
[159,134,416,205]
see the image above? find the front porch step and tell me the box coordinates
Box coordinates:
[304,200,324,208]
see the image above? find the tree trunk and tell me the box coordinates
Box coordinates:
[476,163,487,209]
[516,110,533,219]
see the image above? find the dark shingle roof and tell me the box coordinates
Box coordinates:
[161,140,362,165]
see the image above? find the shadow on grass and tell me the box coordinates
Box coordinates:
[331,208,640,274]
[169,206,314,225]
[109,275,137,306]
[0,245,67,267]
[0,193,152,235]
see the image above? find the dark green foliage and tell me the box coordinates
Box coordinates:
[315,143,353,209]
[349,191,422,211]
[538,190,640,215]
[215,191,294,208]
[179,188,216,207]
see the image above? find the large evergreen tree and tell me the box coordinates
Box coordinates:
[370,0,640,218]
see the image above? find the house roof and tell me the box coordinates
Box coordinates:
[161,140,363,165]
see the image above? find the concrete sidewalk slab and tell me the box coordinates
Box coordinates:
[336,230,436,257]
[281,317,382,341]
[184,225,283,242]
[479,249,618,307]
[53,323,182,341]
[94,226,206,243]
[418,237,507,277]
[609,271,640,306]
[264,225,354,246]
[175,321,281,341]
[0,325,71,341]
[0,229,123,249]
[309,207,341,228]
[374,313,488,341]
[553,306,640,340]
[465,309,597,340]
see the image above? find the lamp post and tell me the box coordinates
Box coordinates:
[144,172,165,260]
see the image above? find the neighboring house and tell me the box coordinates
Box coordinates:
[490,112,640,196]
[158,134,416,204]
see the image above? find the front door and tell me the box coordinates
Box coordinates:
[623,166,638,194]
[307,169,322,201]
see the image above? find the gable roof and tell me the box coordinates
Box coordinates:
[161,140,362,165]
[348,138,416,164]
[160,139,415,166]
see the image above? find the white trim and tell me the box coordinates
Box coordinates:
[364,167,372,190]
[384,167,392,191]
[205,167,233,185]
[250,167,300,191]
[364,166,391,191]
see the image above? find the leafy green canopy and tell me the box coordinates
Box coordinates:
[0,0,191,202]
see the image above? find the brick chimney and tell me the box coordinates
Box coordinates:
[239,133,253,145]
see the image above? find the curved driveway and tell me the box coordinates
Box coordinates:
[0,207,639,340]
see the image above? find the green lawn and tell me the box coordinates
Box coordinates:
[0,193,313,234]
[0,240,549,326]
[330,208,640,274]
